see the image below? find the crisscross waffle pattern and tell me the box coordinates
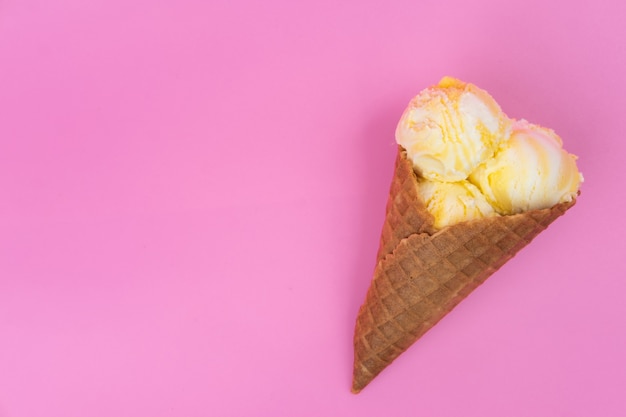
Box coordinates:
[375,148,437,262]
[353,148,575,393]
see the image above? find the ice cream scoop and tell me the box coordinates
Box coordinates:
[469,119,583,215]
[395,77,511,182]
[417,179,496,229]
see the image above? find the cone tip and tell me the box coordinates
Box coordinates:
[351,373,370,394]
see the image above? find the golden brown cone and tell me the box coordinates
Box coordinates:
[352,146,576,393]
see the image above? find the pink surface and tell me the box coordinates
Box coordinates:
[1,0,625,416]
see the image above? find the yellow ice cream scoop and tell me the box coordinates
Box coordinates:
[417,179,497,229]
[469,120,583,215]
[396,77,511,182]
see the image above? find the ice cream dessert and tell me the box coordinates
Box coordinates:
[396,76,511,182]
[470,119,582,215]
[416,179,495,229]
[395,77,582,227]
[352,77,582,393]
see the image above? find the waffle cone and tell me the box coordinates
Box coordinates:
[352,146,576,393]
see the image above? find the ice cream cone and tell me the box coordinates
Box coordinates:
[352,146,576,393]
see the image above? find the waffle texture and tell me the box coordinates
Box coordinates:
[352,147,575,393]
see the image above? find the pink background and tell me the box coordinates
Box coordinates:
[1,0,625,416]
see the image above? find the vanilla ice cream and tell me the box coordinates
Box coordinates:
[396,77,511,182]
[395,77,583,228]
[469,120,583,215]
[417,179,496,229]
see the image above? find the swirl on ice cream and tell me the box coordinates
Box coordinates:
[470,120,583,215]
[416,179,496,229]
[396,77,511,182]
[396,77,583,227]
